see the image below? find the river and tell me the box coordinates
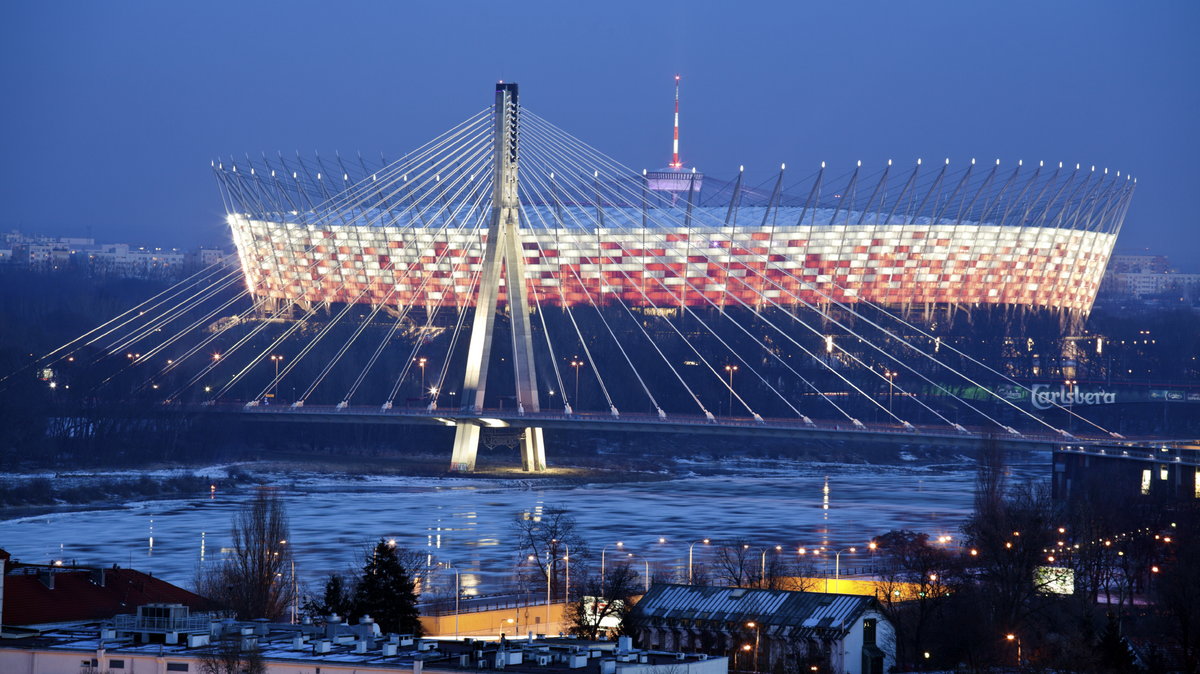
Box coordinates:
[0,451,1047,599]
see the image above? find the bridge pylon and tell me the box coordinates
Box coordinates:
[449,82,546,472]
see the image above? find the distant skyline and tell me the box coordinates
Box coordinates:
[2,1,1198,269]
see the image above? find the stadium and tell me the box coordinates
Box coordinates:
[216,103,1133,321]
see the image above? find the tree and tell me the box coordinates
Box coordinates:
[872,530,958,670]
[303,573,355,622]
[197,487,295,621]
[1152,511,1200,673]
[711,539,758,588]
[352,539,423,636]
[1096,612,1135,673]
[198,632,265,674]
[511,505,586,601]
[566,562,640,639]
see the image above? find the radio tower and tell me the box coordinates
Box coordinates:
[647,74,703,194]
[670,74,682,169]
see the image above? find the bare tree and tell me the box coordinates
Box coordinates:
[711,539,759,588]
[198,632,265,674]
[566,562,640,639]
[511,505,587,601]
[197,487,295,620]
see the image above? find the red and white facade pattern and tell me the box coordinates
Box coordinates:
[229,217,1117,314]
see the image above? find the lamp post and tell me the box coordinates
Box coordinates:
[270,354,284,400]
[724,364,739,415]
[417,357,428,397]
[746,621,761,672]
[820,547,857,591]
[1006,633,1021,667]
[570,357,584,404]
[444,562,460,638]
[688,539,710,585]
[884,370,896,412]
[601,542,623,598]
[759,545,782,588]
[1064,378,1076,433]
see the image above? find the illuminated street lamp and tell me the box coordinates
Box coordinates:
[746,621,762,672]
[570,357,584,404]
[270,354,284,400]
[688,538,710,585]
[416,357,428,395]
[884,370,897,411]
[1006,633,1021,667]
[724,365,739,415]
[601,541,623,598]
[1064,378,1077,432]
[759,545,782,588]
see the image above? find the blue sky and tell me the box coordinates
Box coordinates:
[2,1,1198,268]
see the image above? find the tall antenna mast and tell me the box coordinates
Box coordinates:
[671,75,682,169]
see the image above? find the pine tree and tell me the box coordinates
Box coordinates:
[1097,612,1134,672]
[352,539,423,636]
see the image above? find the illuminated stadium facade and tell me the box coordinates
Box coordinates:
[216,98,1133,321]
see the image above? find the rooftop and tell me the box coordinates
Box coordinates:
[631,583,881,637]
[0,618,725,674]
[2,562,217,627]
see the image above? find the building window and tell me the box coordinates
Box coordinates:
[166,664,189,672]
[1141,469,1152,495]
[863,618,876,646]
[108,660,125,669]
[1161,466,1169,481]
[1195,469,1200,499]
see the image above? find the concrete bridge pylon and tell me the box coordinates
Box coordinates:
[449,82,546,472]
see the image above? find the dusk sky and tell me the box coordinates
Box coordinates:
[3,2,1198,269]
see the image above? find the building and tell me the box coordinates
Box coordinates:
[0,552,216,629]
[0,605,728,674]
[1100,250,1200,299]
[626,584,894,674]
[0,230,229,279]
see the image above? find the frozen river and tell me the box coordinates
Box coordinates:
[0,453,1048,598]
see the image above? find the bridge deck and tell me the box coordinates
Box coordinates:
[197,403,1193,457]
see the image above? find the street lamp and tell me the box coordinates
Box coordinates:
[1064,378,1077,432]
[1006,633,1021,667]
[570,357,584,404]
[884,370,897,412]
[822,547,858,591]
[270,354,284,400]
[417,357,428,396]
[760,545,782,588]
[746,621,761,672]
[724,364,739,415]
[552,538,571,604]
[688,539,710,585]
[601,541,623,598]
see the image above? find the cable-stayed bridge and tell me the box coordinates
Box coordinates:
[8,82,1170,472]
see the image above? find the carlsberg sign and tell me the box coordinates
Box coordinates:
[1030,384,1116,410]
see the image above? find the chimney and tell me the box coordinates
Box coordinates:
[37,569,55,590]
[90,567,106,587]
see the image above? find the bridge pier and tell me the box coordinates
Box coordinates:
[449,422,480,472]
[448,422,547,473]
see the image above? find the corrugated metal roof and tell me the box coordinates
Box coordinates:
[631,584,875,636]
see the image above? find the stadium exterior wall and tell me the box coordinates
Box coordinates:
[229,216,1116,314]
